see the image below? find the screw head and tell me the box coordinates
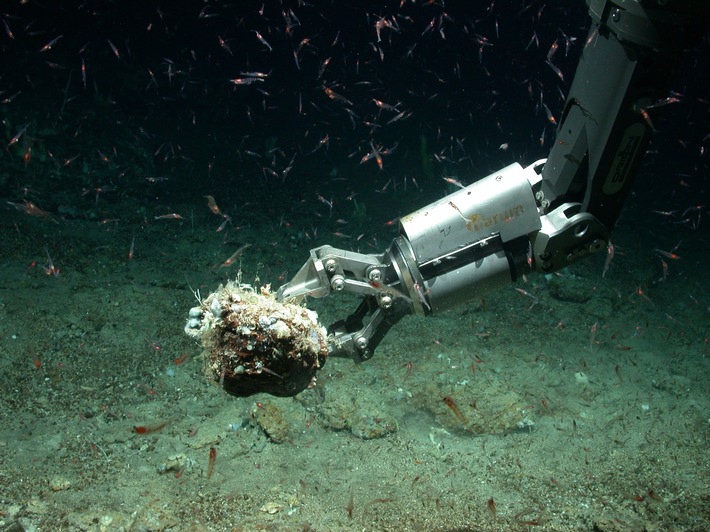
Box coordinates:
[368,268,382,282]
[589,239,605,253]
[354,336,368,350]
[324,259,338,273]
[330,275,345,291]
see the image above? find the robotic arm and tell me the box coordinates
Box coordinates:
[277,0,709,361]
[276,160,544,361]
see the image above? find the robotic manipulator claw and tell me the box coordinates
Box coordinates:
[276,160,609,362]
[275,0,710,362]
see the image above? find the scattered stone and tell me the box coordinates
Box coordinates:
[48,476,71,491]
[251,402,291,443]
